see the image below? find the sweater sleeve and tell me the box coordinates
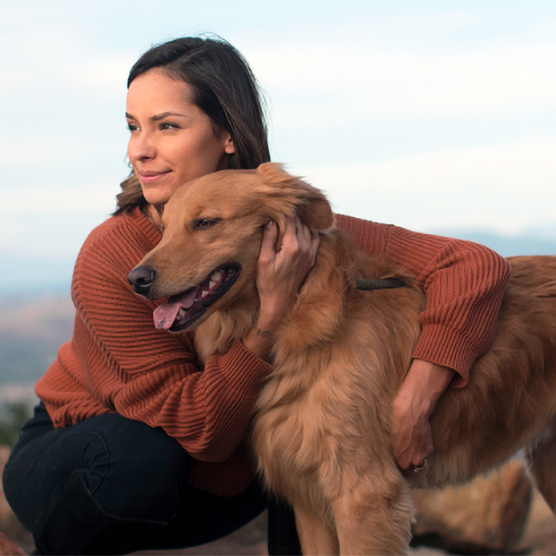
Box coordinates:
[335,214,511,385]
[66,213,272,463]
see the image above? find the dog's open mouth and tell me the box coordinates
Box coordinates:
[153,264,240,332]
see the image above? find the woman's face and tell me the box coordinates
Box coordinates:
[126,69,235,209]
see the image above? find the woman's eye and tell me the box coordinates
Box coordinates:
[160,122,179,131]
[127,122,138,132]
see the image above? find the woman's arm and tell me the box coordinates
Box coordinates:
[43,213,269,463]
[336,214,510,382]
[335,214,511,471]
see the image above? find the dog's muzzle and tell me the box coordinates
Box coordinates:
[128,265,157,297]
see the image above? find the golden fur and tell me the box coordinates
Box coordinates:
[132,163,556,555]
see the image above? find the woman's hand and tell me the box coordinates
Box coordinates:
[391,359,455,475]
[243,216,319,359]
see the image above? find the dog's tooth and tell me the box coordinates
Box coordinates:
[178,308,186,318]
[209,281,216,289]
[201,290,209,298]
[212,270,223,281]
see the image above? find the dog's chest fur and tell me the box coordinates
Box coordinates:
[233,231,422,505]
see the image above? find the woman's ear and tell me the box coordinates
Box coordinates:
[224,135,235,154]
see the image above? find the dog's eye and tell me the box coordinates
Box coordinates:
[193,218,221,230]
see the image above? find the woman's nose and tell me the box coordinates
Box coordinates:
[129,132,156,161]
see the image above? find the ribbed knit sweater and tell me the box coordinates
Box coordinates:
[36,207,510,496]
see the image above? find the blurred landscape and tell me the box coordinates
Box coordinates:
[2,229,556,398]
[0,292,74,420]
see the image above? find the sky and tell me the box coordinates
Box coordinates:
[1,0,555,285]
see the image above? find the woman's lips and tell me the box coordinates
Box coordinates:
[138,170,170,184]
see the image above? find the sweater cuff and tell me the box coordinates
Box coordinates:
[223,339,274,385]
[411,324,478,387]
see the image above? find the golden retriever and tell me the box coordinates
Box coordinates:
[129,162,556,555]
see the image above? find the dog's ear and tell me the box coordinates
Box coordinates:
[255,163,334,231]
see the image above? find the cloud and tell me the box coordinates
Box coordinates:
[249,42,556,129]
[0,183,117,213]
[239,6,556,135]
[0,2,133,100]
[297,136,556,234]
[0,127,129,173]
[1,32,130,101]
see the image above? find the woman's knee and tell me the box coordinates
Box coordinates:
[3,424,111,531]
[33,468,171,555]
[85,414,191,521]
[4,411,190,532]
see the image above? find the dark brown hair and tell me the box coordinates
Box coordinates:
[116,36,271,213]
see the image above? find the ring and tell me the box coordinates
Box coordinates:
[413,458,428,473]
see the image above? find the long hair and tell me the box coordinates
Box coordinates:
[116,36,271,213]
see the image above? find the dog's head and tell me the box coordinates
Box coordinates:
[128,162,334,332]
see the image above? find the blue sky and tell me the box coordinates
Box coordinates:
[1,0,555,272]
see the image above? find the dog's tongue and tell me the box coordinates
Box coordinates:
[153,289,197,330]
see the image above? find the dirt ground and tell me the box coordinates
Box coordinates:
[1,485,555,555]
[135,487,556,556]
[134,486,556,556]
[515,488,556,556]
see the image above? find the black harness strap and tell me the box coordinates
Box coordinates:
[356,278,406,290]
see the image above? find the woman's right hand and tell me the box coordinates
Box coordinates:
[242,216,319,359]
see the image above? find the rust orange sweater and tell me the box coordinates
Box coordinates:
[36,207,510,496]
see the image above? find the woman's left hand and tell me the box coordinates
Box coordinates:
[391,359,455,475]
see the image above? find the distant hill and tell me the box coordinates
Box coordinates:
[0,293,74,385]
[440,231,556,258]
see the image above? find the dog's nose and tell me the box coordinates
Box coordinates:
[128,265,157,296]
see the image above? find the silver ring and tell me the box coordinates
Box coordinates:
[413,458,428,473]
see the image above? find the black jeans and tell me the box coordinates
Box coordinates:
[2,403,301,555]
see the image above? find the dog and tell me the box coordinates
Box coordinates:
[128,162,556,555]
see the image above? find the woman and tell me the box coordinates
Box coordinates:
[2,36,510,555]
